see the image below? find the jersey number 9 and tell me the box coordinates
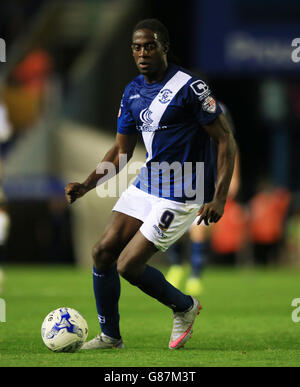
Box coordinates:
[159,210,174,231]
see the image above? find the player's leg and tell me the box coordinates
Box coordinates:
[185,223,208,295]
[165,240,185,288]
[117,230,193,312]
[86,211,142,347]
[117,198,202,349]
[84,185,157,349]
[117,230,201,349]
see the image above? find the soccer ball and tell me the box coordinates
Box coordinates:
[41,307,88,352]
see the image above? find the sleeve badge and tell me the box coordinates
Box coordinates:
[202,96,217,113]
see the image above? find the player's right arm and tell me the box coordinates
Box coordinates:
[65,132,137,204]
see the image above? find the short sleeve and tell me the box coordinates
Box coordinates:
[186,79,222,125]
[117,87,136,135]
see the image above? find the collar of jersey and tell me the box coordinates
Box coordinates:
[142,63,175,88]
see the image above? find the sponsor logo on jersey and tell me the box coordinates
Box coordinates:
[190,80,210,101]
[158,88,173,104]
[140,108,153,122]
[138,108,167,131]
[202,96,217,113]
[153,224,167,238]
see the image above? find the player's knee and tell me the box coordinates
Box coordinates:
[92,242,116,271]
[190,224,207,242]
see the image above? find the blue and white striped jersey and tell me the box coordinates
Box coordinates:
[117,63,222,204]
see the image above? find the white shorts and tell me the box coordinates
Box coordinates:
[112,185,200,252]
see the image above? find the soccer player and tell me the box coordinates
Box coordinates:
[65,19,236,350]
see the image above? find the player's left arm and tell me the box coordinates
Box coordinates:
[197,113,237,225]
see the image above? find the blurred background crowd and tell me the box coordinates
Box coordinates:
[0,0,299,277]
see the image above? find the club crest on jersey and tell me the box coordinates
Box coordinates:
[158,88,173,104]
[202,96,217,113]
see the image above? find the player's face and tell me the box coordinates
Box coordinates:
[131,29,168,81]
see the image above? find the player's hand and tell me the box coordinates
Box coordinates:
[65,182,87,204]
[196,199,225,226]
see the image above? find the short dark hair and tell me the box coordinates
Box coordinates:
[133,18,170,47]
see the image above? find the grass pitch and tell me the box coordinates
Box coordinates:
[0,264,299,367]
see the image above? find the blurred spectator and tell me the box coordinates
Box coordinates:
[209,196,248,266]
[12,49,53,93]
[249,181,291,265]
[3,49,53,131]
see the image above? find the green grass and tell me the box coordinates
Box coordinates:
[0,264,300,367]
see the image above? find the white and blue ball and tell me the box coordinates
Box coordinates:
[41,307,88,352]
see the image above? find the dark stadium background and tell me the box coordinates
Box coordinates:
[0,0,299,266]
